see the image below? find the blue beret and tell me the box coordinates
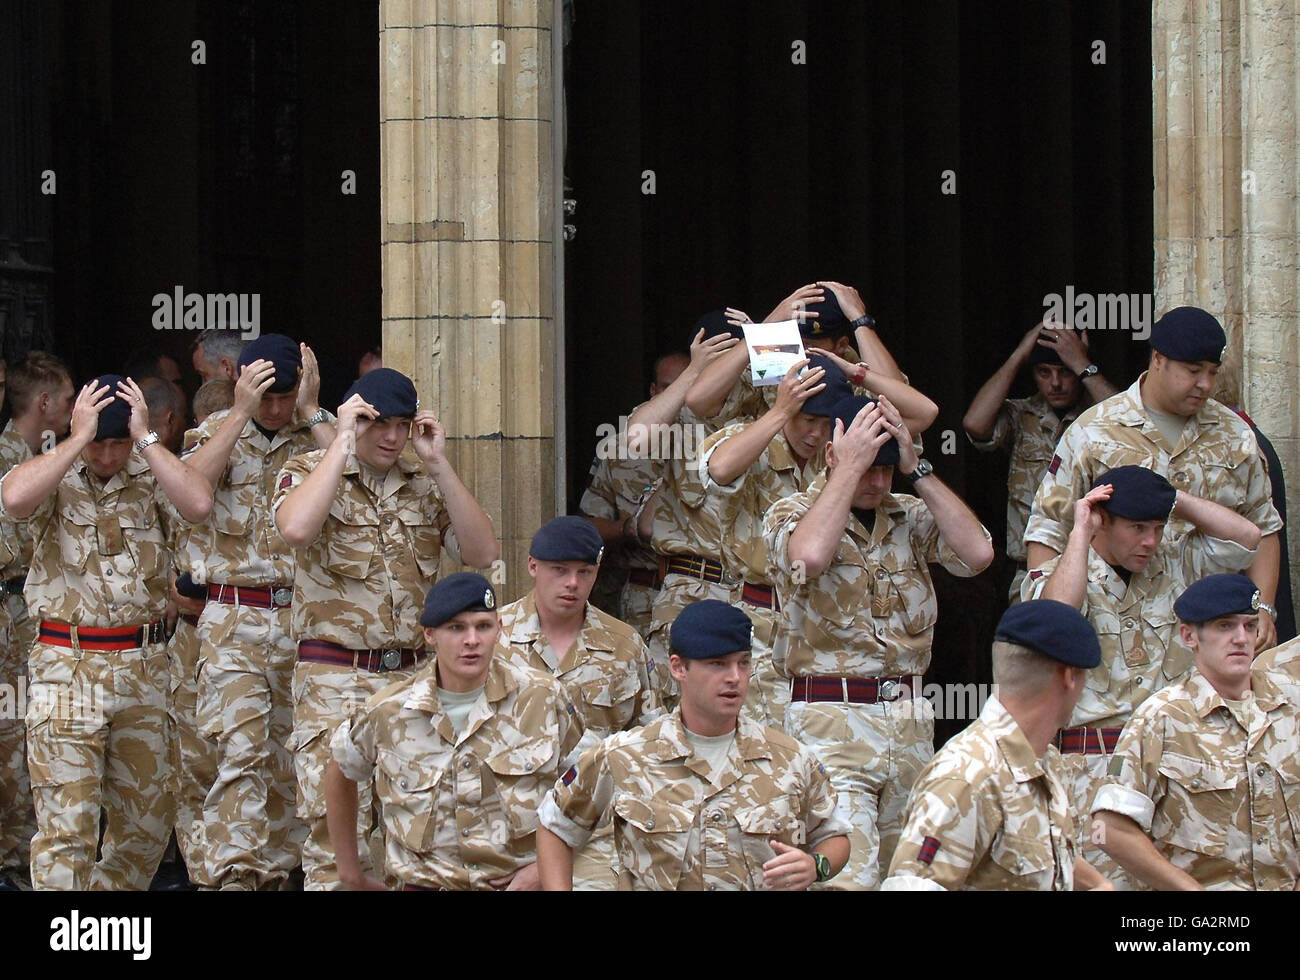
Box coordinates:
[1027,328,1083,366]
[692,309,733,344]
[1173,573,1260,624]
[829,395,901,467]
[419,572,497,628]
[1091,465,1177,522]
[529,516,605,564]
[90,375,131,442]
[237,333,303,393]
[1149,307,1226,364]
[801,289,849,339]
[342,368,418,421]
[670,600,752,659]
[801,357,853,418]
[994,599,1101,669]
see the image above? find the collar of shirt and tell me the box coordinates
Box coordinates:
[72,452,151,496]
[1118,373,1221,446]
[983,695,1048,785]
[1088,546,1167,605]
[1027,392,1081,430]
[243,410,313,452]
[504,590,615,673]
[343,450,421,501]
[1185,666,1286,722]
[802,470,908,549]
[642,708,772,768]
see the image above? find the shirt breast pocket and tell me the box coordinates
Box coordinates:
[735,801,804,890]
[324,499,379,580]
[212,461,262,537]
[393,500,444,578]
[1153,752,1243,858]
[989,832,1056,889]
[613,794,695,889]
[484,735,560,839]
[375,748,441,853]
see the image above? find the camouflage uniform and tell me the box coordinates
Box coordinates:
[1021,532,1255,885]
[272,446,453,890]
[578,447,661,638]
[967,394,1079,599]
[1025,378,1282,556]
[331,656,581,890]
[883,694,1077,890]
[1255,634,1300,691]
[184,407,318,889]
[698,420,822,731]
[495,590,663,890]
[0,454,174,890]
[1092,665,1300,890]
[0,422,38,881]
[539,707,849,890]
[764,473,992,889]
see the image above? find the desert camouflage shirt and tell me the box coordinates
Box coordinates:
[763,473,991,677]
[495,592,660,753]
[698,422,821,585]
[646,407,729,561]
[1022,533,1256,728]
[883,695,1076,890]
[539,708,848,890]
[0,421,34,580]
[1025,376,1282,556]
[0,454,172,626]
[332,655,582,890]
[578,399,662,576]
[968,393,1079,562]
[181,408,319,586]
[273,447,457,650]
[1091,666,1300,890]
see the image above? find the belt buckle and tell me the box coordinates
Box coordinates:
[380,649,402,671]
[271,588,293,608]
[878,679,901,701]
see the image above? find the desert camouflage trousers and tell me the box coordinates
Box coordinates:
[166,615,218,887]
[0,593,37,876]
[1059,747,1140,891]
[25,638,173,890]
[785,694,934,890]
[618,580,657,643]
[196,601,303,889]
[735,601,787,732]
[291,657,426,890]
[647,573,742,709]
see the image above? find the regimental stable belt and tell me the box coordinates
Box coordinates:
[39,620,167,651]
[790,675,914,704]
[207,583,295,609]
[297,639,427,673]
[1056,726,1122,755]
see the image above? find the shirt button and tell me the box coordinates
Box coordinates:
[462,827,472,837]
[1257,836,1267,847]
[462,761,472,771]
[398,778,408,790]
[646,817,656,829]
[1123,619,1135,629]
[1256,765,1268,779]
[1189,777,1202,789]
[707,883,717,891]
[875,569,886,579]
[1174,472,1188,483]
[1135,678,1144,686]
[105,568,114,577]
[709,811,722,823]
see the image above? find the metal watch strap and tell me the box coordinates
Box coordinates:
[134,430,161,453]
[306,407,331,427]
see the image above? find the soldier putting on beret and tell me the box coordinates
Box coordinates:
[181,333,336,890]
[325,573,581,891]
[273,367,499,889]
[1092,574,1300,890]
[537,600,850,890]
[0,375,212,889]
[494,515,661,889]
[884,600,1111,890]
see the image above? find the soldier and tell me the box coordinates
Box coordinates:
[495,516,661,890]
[536,600,851,890]
[181,333,336,890]
[883,600,1110,890]
[273,367,499,890]
[190,328,245,385]
[324,573,581,891]
[0,375,212,889]
[963,321,1117,599]
[1092,574,1300,890]
[1025,306,1284,650]
[0,351,73,890]
[1024,465,1261,883]
[694,357,852,730]
[141,376,189,453]
[763,395,994,888]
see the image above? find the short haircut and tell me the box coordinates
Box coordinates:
[7,351,71,416]
[192,378,235,420]
[140,377,185,428]
[193,329,246,366]
[990,640,1063,695]
[652,350,690,383]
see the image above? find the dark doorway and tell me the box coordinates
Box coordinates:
[2,0,380,411]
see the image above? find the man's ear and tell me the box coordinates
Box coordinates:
[1178,622,1197,649]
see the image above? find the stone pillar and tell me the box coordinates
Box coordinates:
[379,0,557,597]
[1152,0,1299,614]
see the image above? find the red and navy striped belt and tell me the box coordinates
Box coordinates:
[39,619,167,651]
[207,583,294,609]
[298,639,427,673]
[1056,726,1122,755]
[790,675,914,704]
[740,581,778,610]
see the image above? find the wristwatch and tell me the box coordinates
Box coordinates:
[134,430,161,453]
[850,314,876,330]
[1257,601,1278,622]
[1077,363,1100,381]
[306,407,332,427]
[813,852,832,883]
[903,458,934,484]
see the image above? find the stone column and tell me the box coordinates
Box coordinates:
[379,0,557,597]
[1152,0,1299,613]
